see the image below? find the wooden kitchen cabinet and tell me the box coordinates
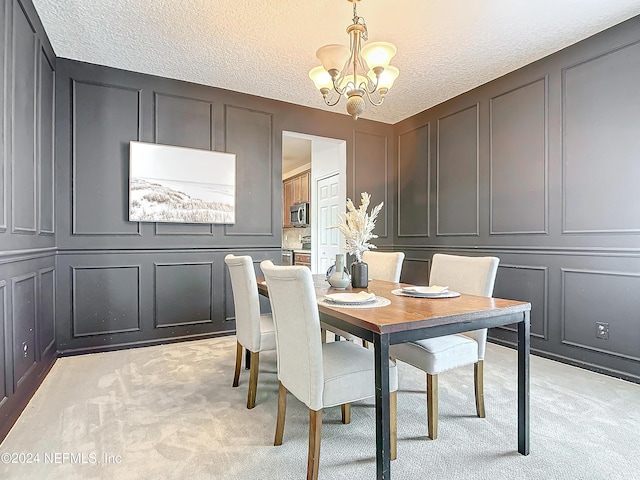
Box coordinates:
[293,171,310,204]
[283,170,310,227]
[294,252,311,269]
[283,179,293,227]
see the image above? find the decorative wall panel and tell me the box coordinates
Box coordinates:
[154,262,213,327]
[12,272,36,387]
[436,105,479,236]
[354,131,388,237]
[490,79,547,234]
[397,124,429,237]
[38,47,54,234]
[400,258,430,286]
[562,268,640,361]
[563,41,640,233]
[11,3,37,234]
[153,93,218,236]
[71,80,141,235]
[224,105,273,236]
[0,281,6,402]
[493,264,548,339]
[0,2,7,231]
[154,92,213,150]
[72,265,141,337]
[38,267,55,356]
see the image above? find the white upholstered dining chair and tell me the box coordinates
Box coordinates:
[224,254,276,409]
[363,250,405,283]
[389,253,500,439]
[260,260,398,480]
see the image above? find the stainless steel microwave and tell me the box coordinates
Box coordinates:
[290,202,309,227]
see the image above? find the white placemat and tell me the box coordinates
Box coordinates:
[317,296,391,309]
[391,289,461,299]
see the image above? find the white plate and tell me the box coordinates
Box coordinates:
[324,292,376,304]
[402,285,449,295]
[392,288,460,299]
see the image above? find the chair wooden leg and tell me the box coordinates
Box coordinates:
[274,382,287,446]
[390,390,397,461]
[321,328,327,344]
[247,351,260,409]
[427,373,438,440]
[307,409,322,480]
[232,341,242,387]
[341,403,351,424]
[362,340,369,348]
[474,360,486,418]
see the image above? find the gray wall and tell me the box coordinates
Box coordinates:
[0,0,56,439]
[54,60,395,354]
[393,15,640,382]
[3,0,639,441]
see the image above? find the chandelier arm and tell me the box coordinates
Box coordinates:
[323,94,343,107]
[358,74,380,96]
[362,87,385,106]
[331,77,349,97]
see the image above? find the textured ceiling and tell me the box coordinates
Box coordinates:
[32,0,640,124]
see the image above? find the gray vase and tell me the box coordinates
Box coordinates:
[350,261,368,288]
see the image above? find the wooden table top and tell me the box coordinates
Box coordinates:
[257,275,531,336]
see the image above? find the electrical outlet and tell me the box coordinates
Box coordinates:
[596,322,609,340]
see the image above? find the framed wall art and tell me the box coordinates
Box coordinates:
[129,141,236,224]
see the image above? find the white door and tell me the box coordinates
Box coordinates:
[316,174,342,274]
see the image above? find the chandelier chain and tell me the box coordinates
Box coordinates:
[352,1,368,41]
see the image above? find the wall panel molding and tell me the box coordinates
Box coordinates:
[11,272,36,388]
[0,0,9,232]
[392,243,640,258]
[154,223,214,236]
[489,77,548,235]
[153,261,214,328]
[223,105,274,236]
[353,130,389,238]
[436,104,479,236]
[11,3,38,234]
[153,91,214,149]
[37,266,55,358]
[561,268,640,361]
[493,264,548,340]
[0,280,7,404]
[399,257,431,285]
[37,45,54,235]
[562,39,640,234]
[71,79,142,236]
[397,122,430,237]
[71,265,141,337]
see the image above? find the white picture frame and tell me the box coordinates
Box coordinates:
[129,141,236,224]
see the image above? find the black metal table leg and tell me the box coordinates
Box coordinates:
[373,333,391,480]
[518,310,531,455]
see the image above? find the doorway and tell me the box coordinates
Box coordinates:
[282,131,346,273]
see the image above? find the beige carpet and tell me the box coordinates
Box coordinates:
[1,336,639,479]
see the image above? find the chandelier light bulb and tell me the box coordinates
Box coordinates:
[361,42,397,69]
[309,66,334,91]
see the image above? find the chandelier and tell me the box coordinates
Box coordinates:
[308,0,399,120]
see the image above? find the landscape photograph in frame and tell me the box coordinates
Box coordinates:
[129,141,236,224]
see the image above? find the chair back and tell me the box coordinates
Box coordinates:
[362,251,405,283]
[224,254,263,352]
[429,253,500,358]
[260,261,324,410]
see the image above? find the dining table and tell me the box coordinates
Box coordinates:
[257,274,532,480]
